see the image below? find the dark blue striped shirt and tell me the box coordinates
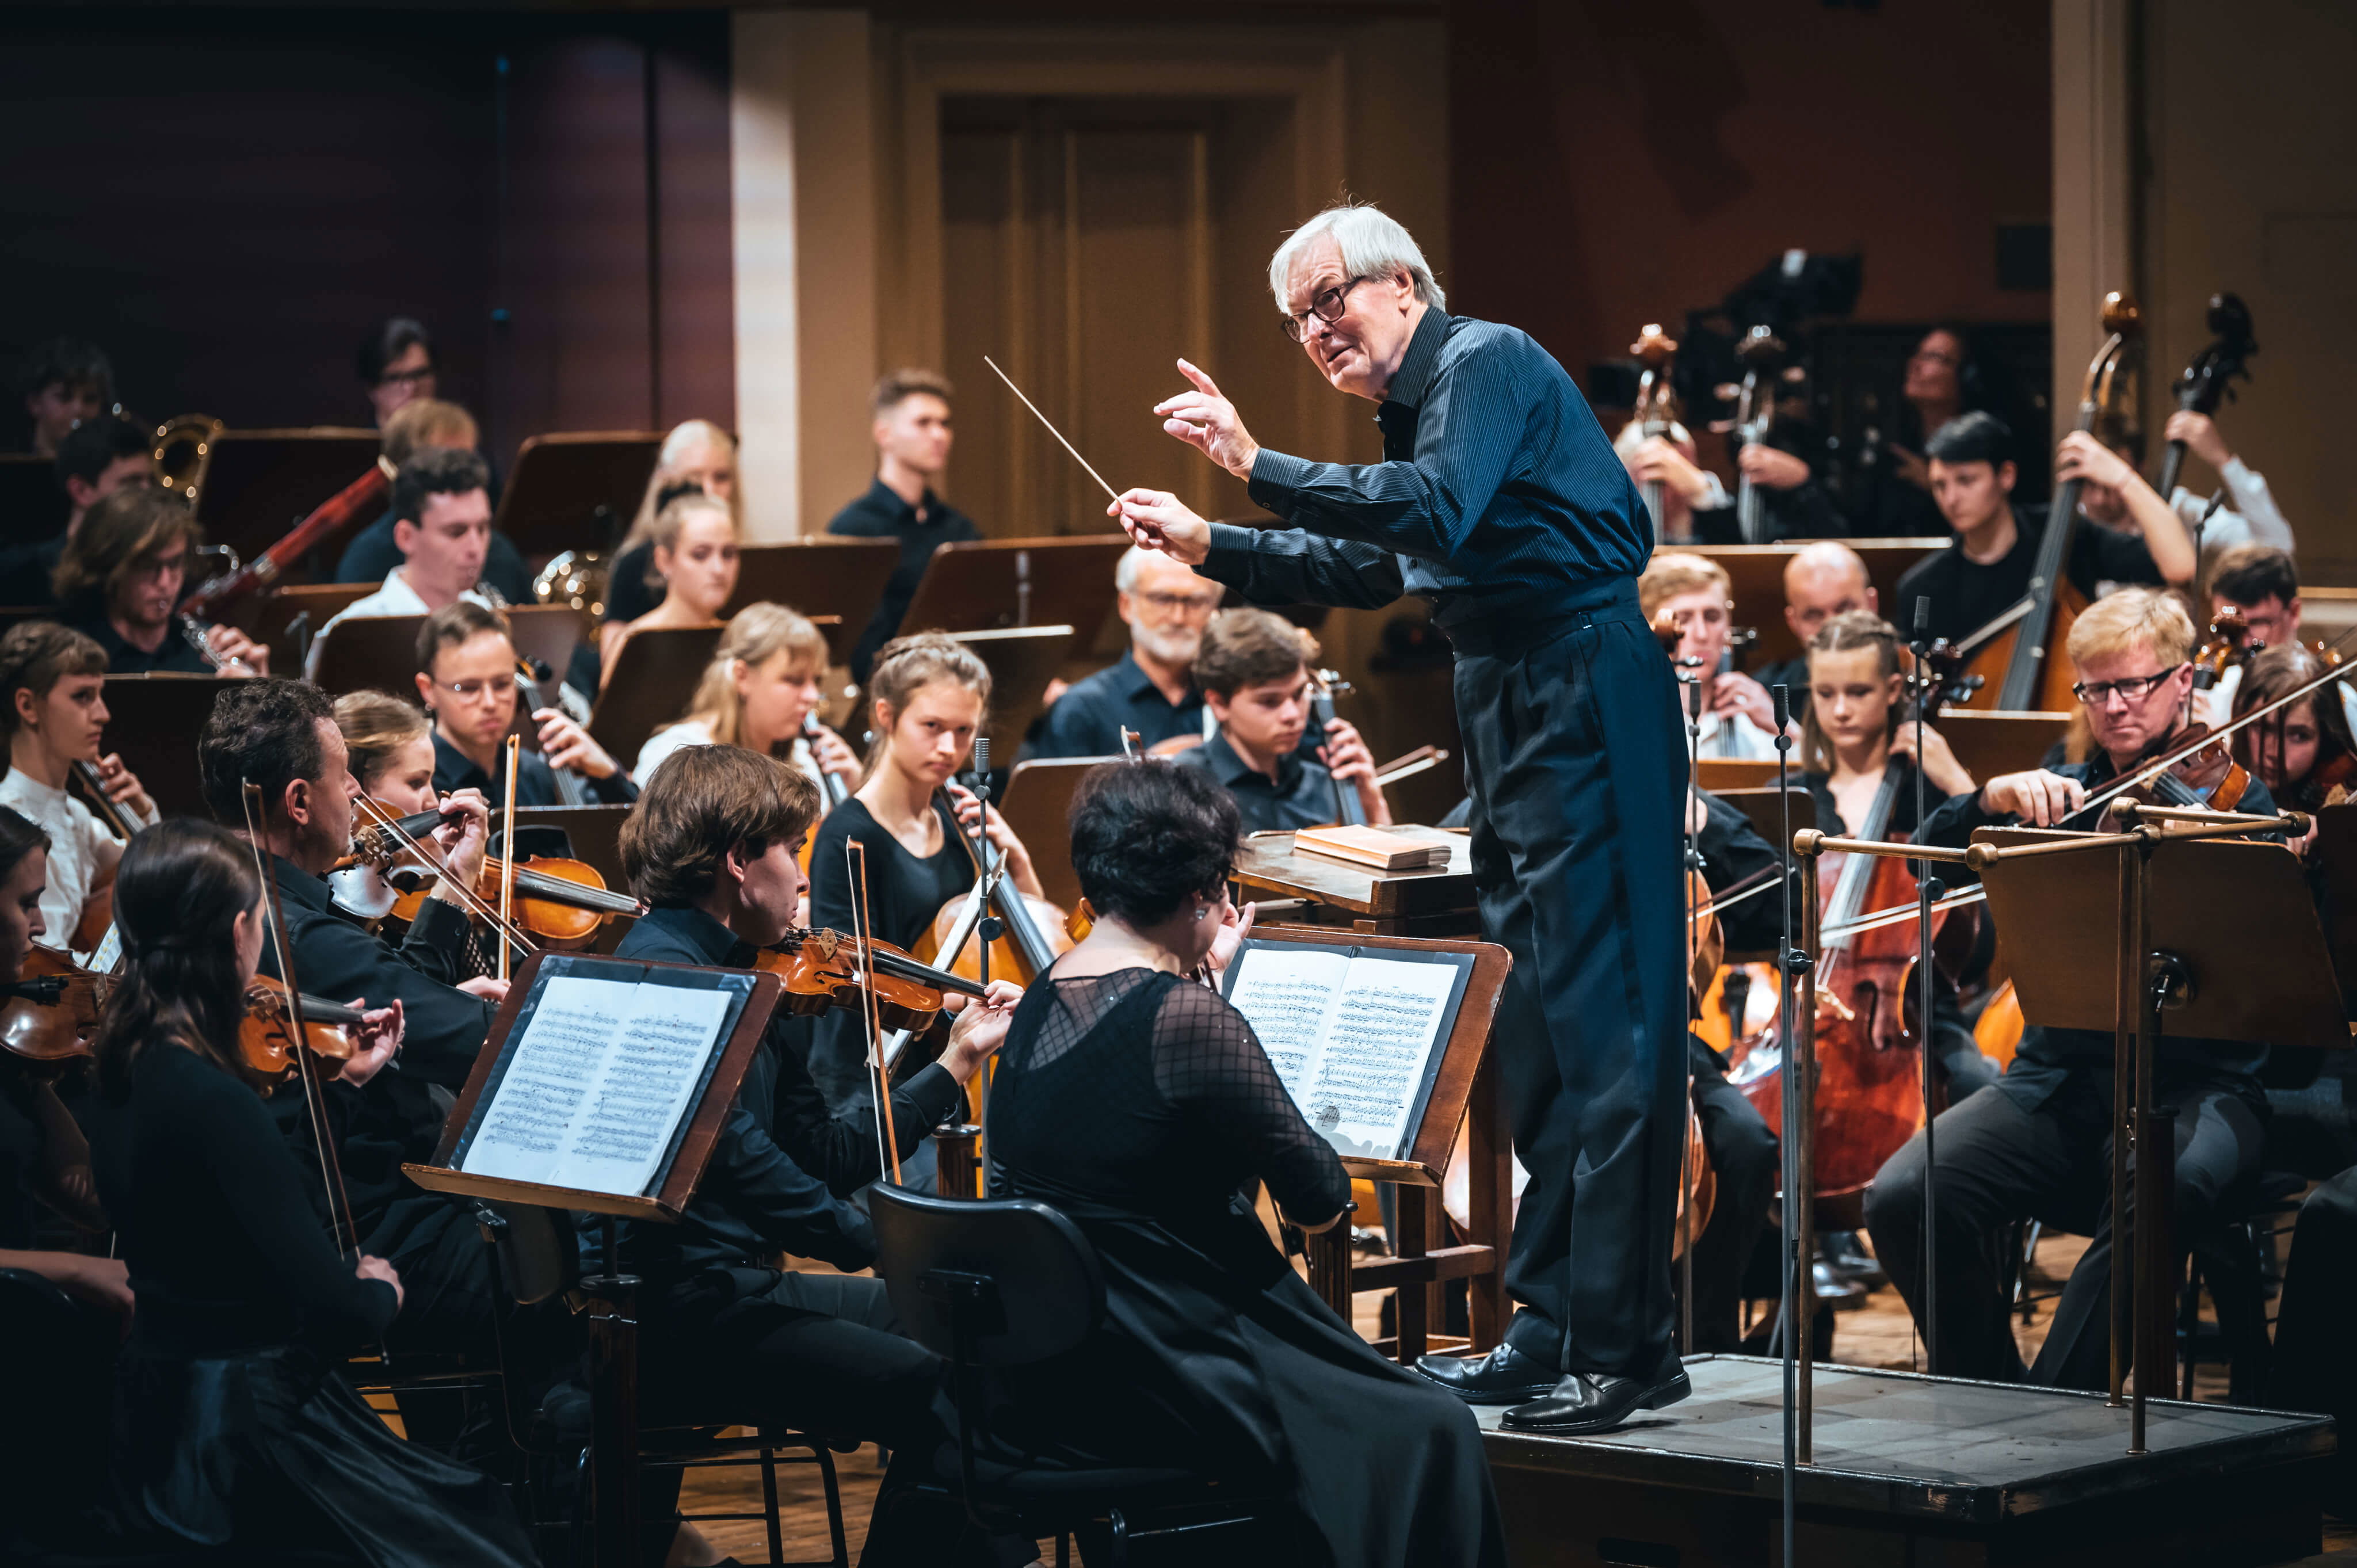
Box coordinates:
[1198,308,1653,629]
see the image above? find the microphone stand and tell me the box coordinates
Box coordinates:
[1679,653,1704,1353]
[1910,599,1941,1374]
[1772,682,1801,1568]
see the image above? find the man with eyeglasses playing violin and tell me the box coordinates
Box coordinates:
[417,600,637,810]
[196,678,543,1460]
[1866,588,2276,1392]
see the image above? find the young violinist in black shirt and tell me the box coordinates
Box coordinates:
[1893,412,2194,646]
[612,741,1020,1566]
[1867,589,2275,1389]
[83,818,535,1565]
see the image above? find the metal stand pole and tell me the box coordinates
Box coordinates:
[584,1215,641,1568]
[2108,840,2137,1410]
[1794,831,1821,1465]
[1679,659,1704,1353]
[1910,600,1940,1375]
[1772,685,1801,1567]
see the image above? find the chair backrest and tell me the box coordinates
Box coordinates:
[871,1185,1104,1368]
[476,1201,580,1306]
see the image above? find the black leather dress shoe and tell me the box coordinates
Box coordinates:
[1499,1362,1692,1435]
[1412,1342,1561,1405]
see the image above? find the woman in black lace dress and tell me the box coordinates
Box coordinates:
[984,761,1505,1567]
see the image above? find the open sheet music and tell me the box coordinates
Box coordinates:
[456,958,753,1199]
[1222,939,1474,1162]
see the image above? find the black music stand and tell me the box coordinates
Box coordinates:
[494,432,663,559]
[0,453,64,539]
[948,625,1074,753]
[1974,822,2346,1453]
[100,674,234,821]
[310,612,427,696]
[506,604,585,688]
[406,951,787,1568]
[898,536,1127,643]
[724,540,898,634]
[585,625,726,768]
[2308,803,2357,998]
[190,429,381,566]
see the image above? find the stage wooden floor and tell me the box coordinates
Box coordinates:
[455,1230,2354,1565]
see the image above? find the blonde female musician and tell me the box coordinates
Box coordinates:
[598,490,742,690]
[632,602,859,800]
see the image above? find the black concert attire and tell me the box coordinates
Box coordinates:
[826,478,981,681]
[1892,503,2165,646]
[1027,647,1205,759]
[805,795,975,1111]
[430,730,638,811]
[2268,1166,2357,1513]
[1173,728,1352,835]
[1194,307,1688,1390]
[1798,762,1996,1097]
[609,909,960,1565]
[87,1041,535,1566]
[64,612,213,674]
[0,536,65,609]
[1864,762,2276,1389]
[985,968,1507,1565]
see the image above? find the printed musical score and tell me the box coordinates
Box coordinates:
[1226,945,1467,1161]
[463,975,733,1196]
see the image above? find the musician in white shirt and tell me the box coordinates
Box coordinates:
[308,448,495,678]
[1639,553,1783,760]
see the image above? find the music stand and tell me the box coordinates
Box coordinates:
[99,674,233,821]
[406,949,787,1568]
[1696,758,1781,792]
[998,757,1116,912]
[724,540,898,631]
[506,604,586,688]
[222,583,377,675]
[1228,926,1513,1364]
[310,612,427,696]
[948,625,1073,752]
[1938,709,2073,780]
[2308,803,2357,998]
[585,625,726,767]
[493,432,664,559]
[190,428,381,566]
[1230,826,1479,938]
[898,536,1127,643]
[0,453,64,539]
[1972,811,2342,1455]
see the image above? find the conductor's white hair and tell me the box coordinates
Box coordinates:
[1267,204,1445,315]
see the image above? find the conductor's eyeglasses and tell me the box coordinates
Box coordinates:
[2072,665,2183,707]
[1280,277,1373,343]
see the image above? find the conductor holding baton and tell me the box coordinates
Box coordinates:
[1112,204,1688,1435]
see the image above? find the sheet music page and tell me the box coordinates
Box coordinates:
[1295,955,1462,1161]
[1223,945,1351,1102]
[461,975,734,1196]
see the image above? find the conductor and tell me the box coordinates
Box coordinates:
[1112,203,1687,1434]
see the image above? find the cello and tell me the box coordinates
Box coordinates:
[1957,292,2141,713]
[1727,325,1787,545]
[2156,292,2257,504]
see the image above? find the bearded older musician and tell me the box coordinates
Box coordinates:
[1111,203,1688,1435]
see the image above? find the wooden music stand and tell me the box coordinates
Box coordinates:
[100,674,234,821]
[222,583,376,676]
[1225,926,1513,1364]
[1938,709,2072,780]
[998,756,1116,913]
[1713,786,1816,852]
[585,624,726,766]
[506,604,586,687]
[189,428,380,567]
[1665,539,1946,663]
[898,535,1128,643]
[948,625,1074,751]
[724,540,899,631]
[493,432,664,559]
[405,949,786,1568]
[1231,826,1479,937]
[1696,757,1782,792]
[309,612,427,696]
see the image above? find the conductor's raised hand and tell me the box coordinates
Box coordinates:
[1153,359,1260,479]
[1108,489,1212,567]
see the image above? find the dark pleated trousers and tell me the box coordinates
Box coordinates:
[1454,591,1687,1379]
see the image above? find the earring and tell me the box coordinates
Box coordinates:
[1193,906,1208,923]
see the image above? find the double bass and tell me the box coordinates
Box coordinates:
[1631,323,1681,536]
[2156,292,2257,503]
[1727,325,1787,545]
[1956,292,2141,714]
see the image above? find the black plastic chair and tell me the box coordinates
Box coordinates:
[870,1185,1274,1565]
[476,1202,850,1567]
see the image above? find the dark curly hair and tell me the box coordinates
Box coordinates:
[1068,760,1239,928]
[199,678,334,823]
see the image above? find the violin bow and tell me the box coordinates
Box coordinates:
[345,795,541,962]
[498,738,521,983]
[846,839,902,1187]
[238,781,360,1260]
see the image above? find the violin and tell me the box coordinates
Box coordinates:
[387,854,643,948]
[1,947,107,1071]
[1957,291,2141,713]
[2191,604,2259,699]
[2095,721,2252,825]
[760,926,988,1035]
[238,975,366,1081]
